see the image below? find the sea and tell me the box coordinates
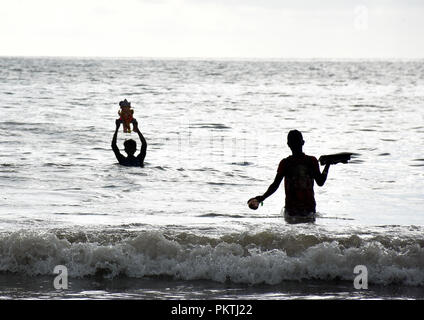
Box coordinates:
[0,57,423,300]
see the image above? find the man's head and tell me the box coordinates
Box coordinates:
[287,130,304,153]
[124,139,137,156]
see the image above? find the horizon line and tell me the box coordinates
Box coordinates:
[1,55,423,61]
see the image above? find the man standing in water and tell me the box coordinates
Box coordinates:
[248,130,331,221]
[112,118,147,167]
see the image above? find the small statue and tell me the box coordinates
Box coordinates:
[118,99,134,133]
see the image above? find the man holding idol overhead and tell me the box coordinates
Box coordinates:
[111,99,147,167]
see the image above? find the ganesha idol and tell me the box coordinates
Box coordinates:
[118,99,134,133]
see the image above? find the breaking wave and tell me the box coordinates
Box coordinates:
[0,229,423,286]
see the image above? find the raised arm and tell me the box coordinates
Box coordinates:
[132,119,147,165]
[111,119,125,164]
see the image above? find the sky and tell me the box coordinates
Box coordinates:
[0,0,423,58]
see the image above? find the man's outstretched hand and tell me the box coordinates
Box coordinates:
[251,196,265,203]
[247,196,264,210]
[115,119,122,129]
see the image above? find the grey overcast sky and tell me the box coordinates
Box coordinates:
[1,0,423,58]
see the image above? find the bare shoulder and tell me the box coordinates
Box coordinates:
[306,154,318,163]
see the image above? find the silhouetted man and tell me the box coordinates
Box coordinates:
[248,130,330,220]
[112,118,147,167]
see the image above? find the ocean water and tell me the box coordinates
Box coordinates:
[0,57,423,300]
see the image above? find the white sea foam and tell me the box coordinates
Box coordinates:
[0,230,423,286]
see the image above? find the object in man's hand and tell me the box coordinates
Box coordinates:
[319,152,354,165]
[248,198,260,210]
[118,99,134,133]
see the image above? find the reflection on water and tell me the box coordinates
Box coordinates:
[1,274,424,300]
